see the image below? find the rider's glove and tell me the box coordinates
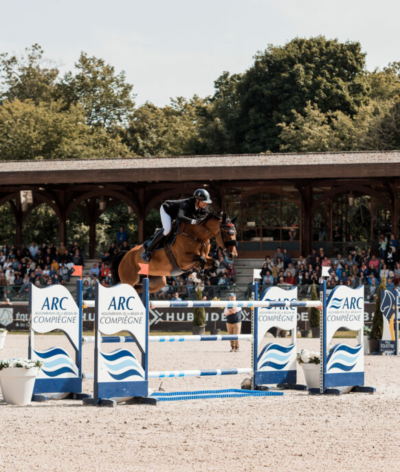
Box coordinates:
[191,219,197,225]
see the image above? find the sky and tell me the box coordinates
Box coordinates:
[1,0,399,106]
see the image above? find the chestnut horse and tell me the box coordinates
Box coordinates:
[113,212,238,293]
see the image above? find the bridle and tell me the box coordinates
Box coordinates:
[219,221,238,254]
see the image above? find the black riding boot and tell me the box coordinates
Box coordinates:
[141,229,165,263]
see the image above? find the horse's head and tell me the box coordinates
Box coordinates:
[216,212,238,261]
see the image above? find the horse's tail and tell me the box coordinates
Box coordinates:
[110,251,126,285]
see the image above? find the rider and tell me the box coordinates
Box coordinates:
[141,189,212,263]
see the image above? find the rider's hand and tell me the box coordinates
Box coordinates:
[191,219,197,225]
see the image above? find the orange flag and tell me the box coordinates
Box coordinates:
[72,265,83,278]
[138,263,149,276]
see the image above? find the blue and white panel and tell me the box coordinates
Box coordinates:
[96,283,148,399]
[98,349,145,382]
[257,286,298,344]
[30,284,81,393]
[325,285,364,388]
[34,347,79,378]
[31,284,80,349]
[255,286,298,385]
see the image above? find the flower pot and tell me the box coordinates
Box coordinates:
[279,330,288,338]
[301,330,311,338]
[192,326,205,335]
[363,336,370,355]
[0,367,39,405]
[368,339,380,354]
[210,329,221,335]
[311,327,320,338]
[301,363,320,389]
[0,331,7,350]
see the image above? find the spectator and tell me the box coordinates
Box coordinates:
[333,225,342,242]
[223,293,242,352]
[318,218,328,241]
[225,264,236,284]
[117,226,127,246]
[263,270,274,287]
[386,248,395,270]
[171,292,182,301]
[90,263,100,278]
[120,241,130,251]
[388,233,398,255]
[29,242,38,258]
[284,272,295,285]
[284,263,296,278]
[274,247,284,262]
[282,249,291,269]
[100,263,111,280]
[321,256,332,268]
[72,249,83,266]
[379,233,388,260]
[334,253,345,269]
[387,277,395,290]
[380,264,389,283]
[83,280,94,300]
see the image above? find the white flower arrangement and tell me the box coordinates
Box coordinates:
[0,358,43,370]
[297,349,320,365]
[0,328,7,333]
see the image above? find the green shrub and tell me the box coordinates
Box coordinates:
[309,282,320,328]
[193,285,206,327]
[370,282,386,340]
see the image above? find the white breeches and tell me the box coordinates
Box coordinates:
[160,205,172,235]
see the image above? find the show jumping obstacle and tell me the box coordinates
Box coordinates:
[28,278,376,405]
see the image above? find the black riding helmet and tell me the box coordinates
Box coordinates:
[193,189,212,204]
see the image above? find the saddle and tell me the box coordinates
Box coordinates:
[152,222,186,276]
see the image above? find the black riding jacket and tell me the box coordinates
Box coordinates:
[162,198,208,224]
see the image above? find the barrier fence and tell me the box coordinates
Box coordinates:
[26,279,382,405]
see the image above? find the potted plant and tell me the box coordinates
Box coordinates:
[0,329,7,350]
[0,358,43,405]
[363,325,371,354]
[369,282,386,353]
[309,282,320,338]
[192,285,206,335]
[297,349,320,389]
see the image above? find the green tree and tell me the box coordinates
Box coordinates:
[125,96,202,157]
[194,72,242,154]
[278,101,375,152]
[0,44,59,104]
[367,63,400,101]
[0,99,131,160]
[61,52,136,128]
[237,36,370,152]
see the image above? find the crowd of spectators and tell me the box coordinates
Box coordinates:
[0,241,84,299]
[2,228,400,303]
[258,235,400,301]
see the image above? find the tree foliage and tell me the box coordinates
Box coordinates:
[237,36,369,152]
[61,52,136,128]
[125,96,202,157]
[0,44,59,104]
[0,99,131,160]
